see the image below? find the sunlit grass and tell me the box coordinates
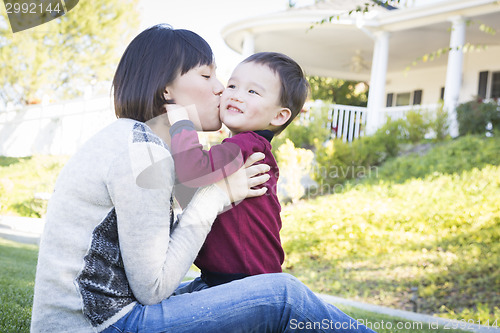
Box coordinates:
[0,238,38,333]
[282,162,500,322]
[0,155,69,217]
[0,238,467,333]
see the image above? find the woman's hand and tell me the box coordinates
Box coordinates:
[215,152,270,204]
[165,103,190,125]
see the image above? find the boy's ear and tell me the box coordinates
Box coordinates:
[270,108,292,127]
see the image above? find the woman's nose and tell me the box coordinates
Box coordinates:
[214,79,224,95]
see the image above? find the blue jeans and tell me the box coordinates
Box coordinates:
[102,273,376,332]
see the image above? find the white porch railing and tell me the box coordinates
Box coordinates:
[305,101,441,142]
[303,101,368,142]
[381,103,440,122]
[328,104,368,142]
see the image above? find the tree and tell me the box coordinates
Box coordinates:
[0,0,139,105]
[308,76,368,106]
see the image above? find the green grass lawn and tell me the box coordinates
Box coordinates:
[0,239,38,333]
[282,135,500,323]
[0,238,467,333]
[0,155,69,217]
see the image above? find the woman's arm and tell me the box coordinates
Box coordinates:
[106,137,228,305]
[107,137,268,305]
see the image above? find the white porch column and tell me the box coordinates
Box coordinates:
[242,32,255,57]
[366,31,390,135]
[443,16,466,137]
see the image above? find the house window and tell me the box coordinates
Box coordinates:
[478,71,488,98]
[491,72,500,98]
[477,71,500,99]
[386,93,394,107]
[413,90,422,105]
[396,92,411,106]
[386,90,423,107]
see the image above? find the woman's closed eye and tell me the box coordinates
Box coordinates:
[202,75,211,79]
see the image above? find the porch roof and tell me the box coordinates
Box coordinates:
[221,0,500,81]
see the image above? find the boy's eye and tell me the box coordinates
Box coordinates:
[227,84,236,89]
[249,89,259,95]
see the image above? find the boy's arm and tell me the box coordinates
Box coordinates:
[169,119,244,187]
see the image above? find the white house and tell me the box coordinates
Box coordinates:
[221,0,500,139]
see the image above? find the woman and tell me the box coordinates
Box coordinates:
[31,24,376,333]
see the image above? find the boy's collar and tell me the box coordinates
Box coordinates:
[253,130,274,142]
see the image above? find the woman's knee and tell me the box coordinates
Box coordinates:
[251,273,308,301]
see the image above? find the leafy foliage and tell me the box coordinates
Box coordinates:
[311,117,407,190]
[0,0,139,105]
[431,101,449,142]
[307,76,368,106]
[367,134,500,184]
[311,106,453,191]
[273,103,332,153]
[456,98,500,136]
[0,155,69,217]
[405,109,431,143]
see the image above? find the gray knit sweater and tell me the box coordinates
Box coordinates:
[31,118,229,332]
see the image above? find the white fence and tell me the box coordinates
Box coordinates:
[306,101,440,142]
[328,104,368,142]
[381,104,440,122]
[0,96,116,157]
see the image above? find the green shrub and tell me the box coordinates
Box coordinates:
[0,155,68,217]
[430,101,449,142]
[405,109,432,143]
[456,98,500,136]
[273,103,331,156]
[374,117,409,156]
[312,139,349,189]
[311,118,406,190]
[366,133,500,184]
[349,134,387,167]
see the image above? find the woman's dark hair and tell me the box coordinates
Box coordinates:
[113,24,214,122]
[242,52,309,135]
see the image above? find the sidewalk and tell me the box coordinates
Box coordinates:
[1,215,498,333]
[0,215,44,245]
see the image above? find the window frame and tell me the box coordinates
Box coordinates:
[385,90,423,107]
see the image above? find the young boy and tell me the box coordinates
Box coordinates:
[168,52,309,287]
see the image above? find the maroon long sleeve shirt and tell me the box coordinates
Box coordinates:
[169,120,284,286]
